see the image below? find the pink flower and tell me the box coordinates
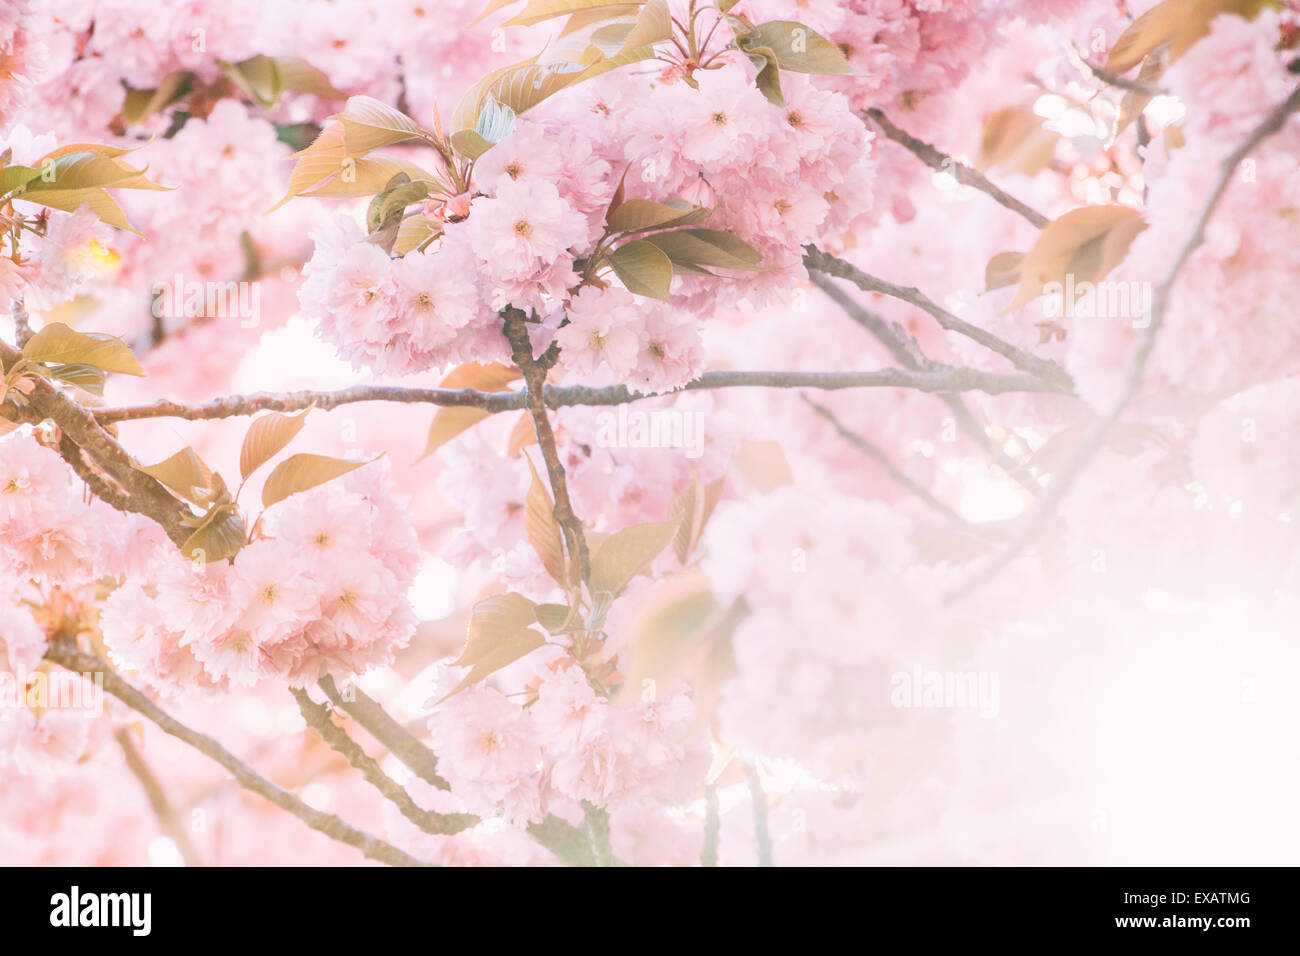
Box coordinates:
[556,285,642,377]
[229,540,321,647]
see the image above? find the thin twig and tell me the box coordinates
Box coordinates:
[801,393,968,524]
[702,784,720,867]
[11,298,32,347]
[1070,43,1167,96]
[864,109,1050,229]
[318,675,595,866]
[90,367,1067,429]
[44,640,424,866]
[804,245,1074,390]
[292,687,476,837]
[743,761,772,867]
[114,726,204,867]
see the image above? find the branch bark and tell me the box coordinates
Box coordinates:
[45,640,424,866]
[864,109,1050,229]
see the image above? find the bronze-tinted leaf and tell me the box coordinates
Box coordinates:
[1104,0,1266,74]
[438,591,547,700]
[669,473,725,565]
[524,453,570,587]
[589,516,681,596]
[423,407,492,458]
[441,362,522,391]
[984,251,1026,293]
[275,57,348,100]
[240,407,312,481]
[336,95,427,154]
[261,453,374,508]
[619,0,671,53]
[138,446,215,503]
[1006,205,1147,312]
[504,0,641,28]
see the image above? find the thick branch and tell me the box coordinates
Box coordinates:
[318,675,596,866]
[501,308,592,585]
[93,367,1066,430]
[864,109,1050,229]
[45,640,423,866]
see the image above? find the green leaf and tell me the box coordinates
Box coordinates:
[121,71,193,126]
[750,47,786,106]
[438,592,547,701]
[744,20,855,75]
[275,57,348,99]
[606,198,709,234]
[609,239,673,299]
[533,603,576,633]
[218,55,283,107]
[261,453,374,508]
[450,129,495,161]
[669,473,725,565]
[240,407,312,482]
[23,322,144,376]
[0,164,43,195]
[137,446,216,503]
[182,505,247,563]
[366,172,429,235]
[589,516,681,596]
[644,228,762,272]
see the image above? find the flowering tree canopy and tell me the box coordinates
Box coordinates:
[2,0,1300,866]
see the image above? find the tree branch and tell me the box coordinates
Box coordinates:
[804,246,1073,389]
[947,85,1300,603]
[44,640,424,866]
[114,725,204,867]
[292,687,476,837]
[502,307,592,586]
[864,109,1051,229]
[801,393,968,524]
[743,761,772,867]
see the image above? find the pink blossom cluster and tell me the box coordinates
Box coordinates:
[427,661,706,826]
[100,465,420,691]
